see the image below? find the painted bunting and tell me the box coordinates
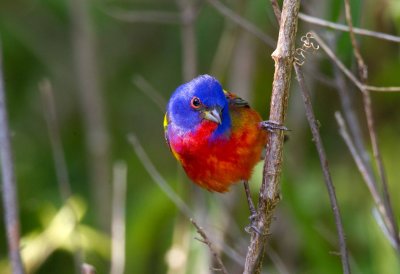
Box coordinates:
[164,74,285,197]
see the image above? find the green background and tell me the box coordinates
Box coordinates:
[0,0,400,273]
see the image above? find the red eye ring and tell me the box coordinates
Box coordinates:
[190,97,202,109]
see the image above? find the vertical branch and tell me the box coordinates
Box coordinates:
[243,0,300,273]
[0,41,25,274]
[69,0,111,230]
[294,64,351,274]
[177,0,198,81]
[110,161,127,274]
[343,0,399,249]
[39,80,72,201]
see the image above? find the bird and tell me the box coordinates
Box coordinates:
[164,74,286,221]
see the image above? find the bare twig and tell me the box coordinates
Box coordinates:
[127,134,244,265]
[372,208,397,248]
[69,0,111,230]
[39,80,72,200]
[295,65,351,274]
[110,161,127,274]
[132,75,167,112]
[207,0,276,48]
[243,0,300,273]
[39,79,83,274]
[363,86,400,92]
[0,40,25,274]
[312,33,400,92]
[335,112,398,250]
[190,219,228,274]
[270,0,281,24]
[343,0,367,80]
[343,0,399,250]
[127,134,192,218]
[331,61,372,172]
[299,13,400,43]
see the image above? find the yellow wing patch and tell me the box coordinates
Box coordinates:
[163,112,181,161]
[163,112,170,148]
[163,113,169,131]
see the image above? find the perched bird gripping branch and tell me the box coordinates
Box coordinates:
[164,75,287,231]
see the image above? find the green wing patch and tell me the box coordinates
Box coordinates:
[223,89,249,108]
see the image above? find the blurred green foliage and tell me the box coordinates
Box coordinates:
[0,0,400,273]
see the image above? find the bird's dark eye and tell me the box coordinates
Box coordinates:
[190,97,202,109]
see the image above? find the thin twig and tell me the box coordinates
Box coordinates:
[363,86,400,92]
[207,0,276,48]
[132,75,167,112]
[127,134,192,218]
[343,0,399,250]
[343,0,367,80]
[372,208,397,248]
[127,134,244,265]
[0,40,25,274]
[295,65,351,274]
[39,80,72,200]
[311,32,400,92]
[270,0,281,25]
[299,13,400,43]
[110,161,127,274]
[39,79,83,274]
[190,219,228,274]
[243,0,300,273]
[335,112,398,250]
[331,58,372,175]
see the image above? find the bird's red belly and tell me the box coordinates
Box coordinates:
[174,120,266,192]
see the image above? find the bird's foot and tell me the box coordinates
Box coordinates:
[260,120,289,132]
[245,212,262,235]
[243,181,261,234]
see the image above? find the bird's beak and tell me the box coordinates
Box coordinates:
[202,107,222,124]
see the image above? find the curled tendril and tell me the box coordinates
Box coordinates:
[294,32,320,66]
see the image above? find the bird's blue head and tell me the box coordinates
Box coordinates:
[167,74,231,139]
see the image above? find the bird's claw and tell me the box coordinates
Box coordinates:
[245,212,263,235]
[245,224,263,234]
[260,120,289,132]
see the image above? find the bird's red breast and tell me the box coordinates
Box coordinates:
[169,106,267,192]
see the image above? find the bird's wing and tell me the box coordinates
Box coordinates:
[163,112,171,149]
[223,90,250,108]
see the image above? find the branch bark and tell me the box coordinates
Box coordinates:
[243,0,300,273]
